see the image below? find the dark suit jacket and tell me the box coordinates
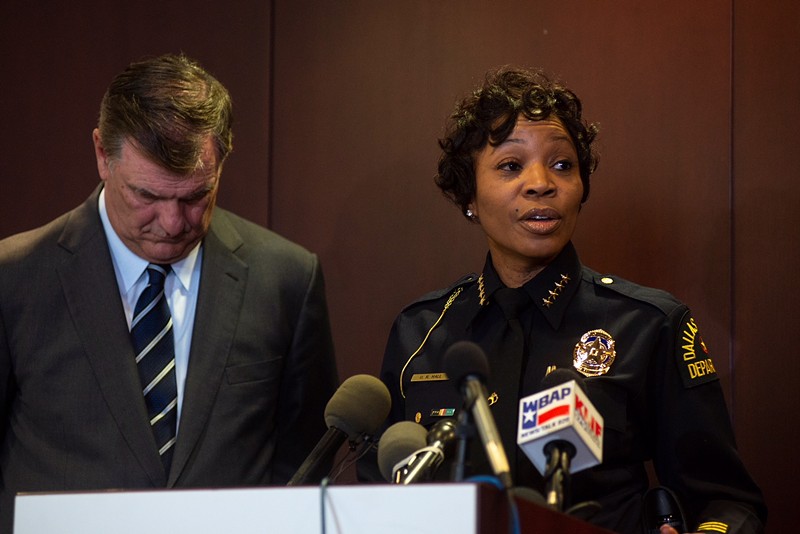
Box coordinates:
[0,186,338,532]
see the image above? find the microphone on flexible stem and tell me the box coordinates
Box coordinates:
[387,418,458,484]
[287,374,391,486]
[451,407,474,482]
[377,421,428,482]
[543,439,575,512]
[642,486,686,534]
[443,341,513,490]
[517,368,604,512]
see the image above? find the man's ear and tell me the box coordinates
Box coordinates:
[93,128,111,182]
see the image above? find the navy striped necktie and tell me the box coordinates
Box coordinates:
[131,263,177,474]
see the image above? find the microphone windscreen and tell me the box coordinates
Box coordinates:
[324,374,391,439]
[427,418,457,448]
[377,421,428,481]
[443,340,490,388]
[540,367,587,392]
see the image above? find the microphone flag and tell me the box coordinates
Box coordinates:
[517,379,603,475]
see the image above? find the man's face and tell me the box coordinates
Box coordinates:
[93,129,220,264]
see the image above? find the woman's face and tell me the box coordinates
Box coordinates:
[469,115,584,285]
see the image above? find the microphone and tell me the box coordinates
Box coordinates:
[517,368,603,475]
[642,486,686,534]
[389,418,458,484]
[517,368,603,510]
[443,341,513,489]
[377,421,428,482]
[287,374,391,486]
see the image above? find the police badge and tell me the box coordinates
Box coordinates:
[573,329,616,376]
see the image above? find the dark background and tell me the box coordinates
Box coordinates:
[2,1,797,530]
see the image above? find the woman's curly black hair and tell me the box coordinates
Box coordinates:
[435,67,599,219]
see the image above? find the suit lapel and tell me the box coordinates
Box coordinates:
[168,211,247,486]
[56,187,167,485]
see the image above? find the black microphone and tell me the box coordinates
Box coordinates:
[443,341,513,489]
[377,421,428,482]
[287,374,391,486]
[642,486,686,534]
[390,418,458,484]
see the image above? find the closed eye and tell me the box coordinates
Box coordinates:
[133,188,159,203]
[181,191,211,204]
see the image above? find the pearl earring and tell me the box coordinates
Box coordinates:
[466,209,475,218]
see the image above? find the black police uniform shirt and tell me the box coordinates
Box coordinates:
[379,242,766,534]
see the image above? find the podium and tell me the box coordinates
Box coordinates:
[14,483,613,533]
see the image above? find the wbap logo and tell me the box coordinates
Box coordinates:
[521,386,571,430]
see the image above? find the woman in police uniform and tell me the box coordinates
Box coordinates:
[378,68,766,533]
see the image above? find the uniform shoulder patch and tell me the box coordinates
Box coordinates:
[675,311,718,388]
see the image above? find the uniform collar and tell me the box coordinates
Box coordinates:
[477,242,582,330]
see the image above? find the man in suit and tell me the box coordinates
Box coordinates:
[0,54,338,532]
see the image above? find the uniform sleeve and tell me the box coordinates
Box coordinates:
[650,307,766,533]
[269,254,338,484]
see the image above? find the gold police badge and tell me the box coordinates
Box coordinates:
[573,329,616,376]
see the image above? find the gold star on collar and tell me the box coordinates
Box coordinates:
[542,273,571,308]
[478,274,488,306]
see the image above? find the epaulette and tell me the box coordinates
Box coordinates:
[585,269,683,317]
[399,273,478,313]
